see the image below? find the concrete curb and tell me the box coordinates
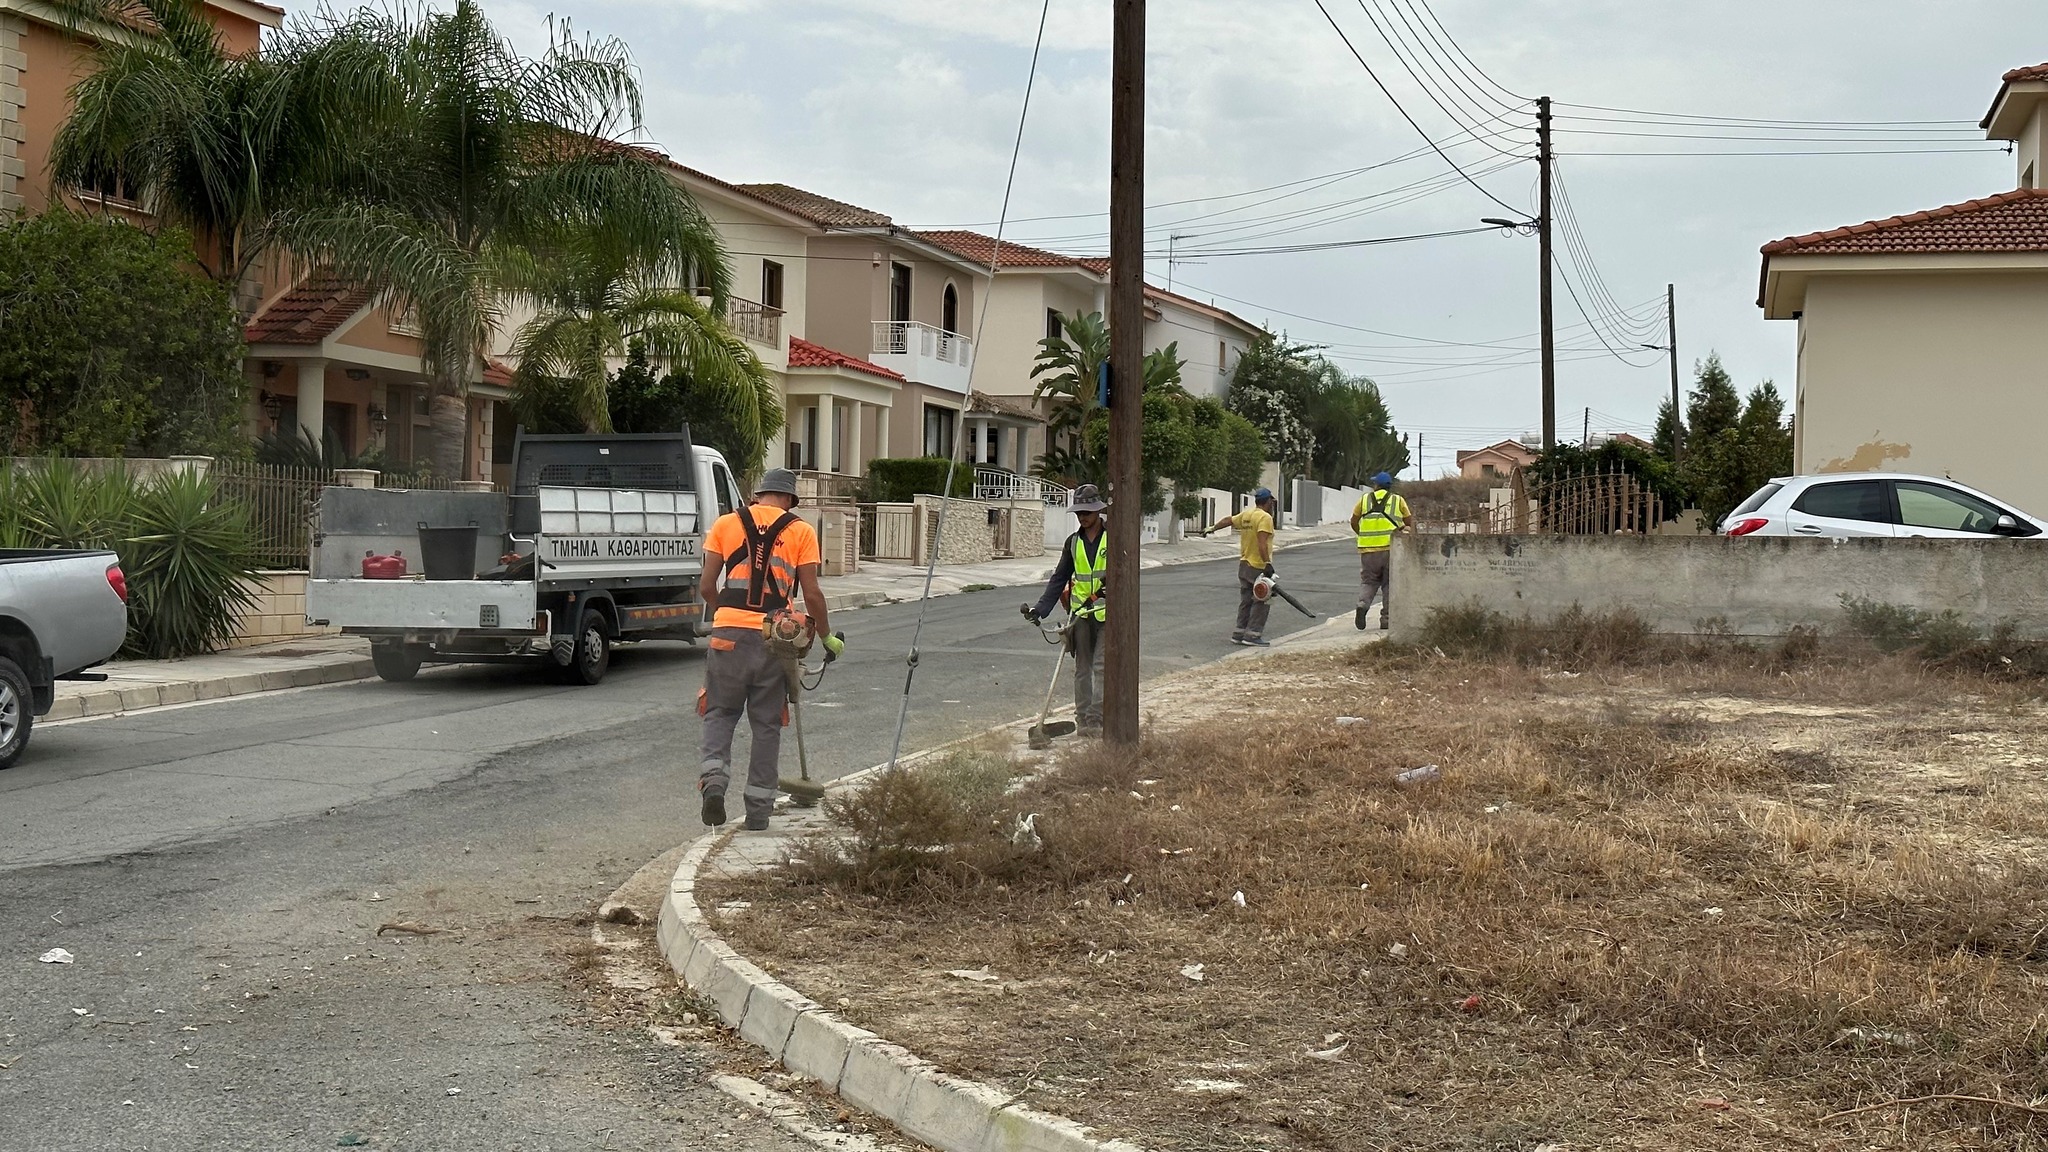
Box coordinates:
[42,655,375,722]
[657,834,1146,1152]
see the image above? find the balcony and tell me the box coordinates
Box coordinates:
[871,321,973,394]
[725,296,783,348]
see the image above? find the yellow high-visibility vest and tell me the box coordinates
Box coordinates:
[1069,532,1107,620]
[1355,489,1405,551]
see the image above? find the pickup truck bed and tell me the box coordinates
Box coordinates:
[0,547,129,768]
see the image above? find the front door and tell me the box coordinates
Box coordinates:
[890,263,912,323]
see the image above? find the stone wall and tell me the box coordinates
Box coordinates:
[1389,533,2048,640]
[0,14,23,218]
[914,495,996,566]
[227,571,341,649]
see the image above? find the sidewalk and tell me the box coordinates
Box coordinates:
[45,634,376,722]
[818,520,1355,604]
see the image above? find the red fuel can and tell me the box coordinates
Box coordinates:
[361,550,408,579]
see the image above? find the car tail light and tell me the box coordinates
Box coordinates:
[1726,518,1769,537]
[106,564,129,602]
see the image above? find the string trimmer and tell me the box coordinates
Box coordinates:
[1020,603,1081,749]
[766,612,841,807]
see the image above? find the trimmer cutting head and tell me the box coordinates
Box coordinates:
[776,775,826,806]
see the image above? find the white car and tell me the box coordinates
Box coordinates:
[1719,473,2048,539]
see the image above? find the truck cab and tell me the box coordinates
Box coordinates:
[308,431,745,685]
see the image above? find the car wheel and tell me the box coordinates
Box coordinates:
[565,608,610,686]
[371,641,422,683]
[0,656,34,770]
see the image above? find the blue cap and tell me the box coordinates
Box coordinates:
[1373,472,1393,487]
[1252,487,1274,502]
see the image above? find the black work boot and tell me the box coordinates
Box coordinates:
[743,808,772,832]
[1355,604,1369,630]
[700,790,727,827]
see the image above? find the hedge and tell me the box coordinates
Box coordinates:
[864,457,976,503]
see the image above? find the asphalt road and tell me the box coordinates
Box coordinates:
[0,540,1363,1151]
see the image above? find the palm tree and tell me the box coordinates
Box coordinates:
[47,0,302,292]
[270,1,730,477]
[506,227,781,474]
[1030,310,1186,486]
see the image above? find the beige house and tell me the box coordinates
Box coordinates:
[1455,438,1539,480]
[730,184,996,473]
[1759,61,2048,510]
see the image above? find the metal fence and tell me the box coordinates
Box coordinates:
[859,502,919,562]
[212,460,329,570]
[1511,465,1669,535]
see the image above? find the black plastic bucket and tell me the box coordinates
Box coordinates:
[416,521,480,580]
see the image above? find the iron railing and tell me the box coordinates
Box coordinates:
[725,297,784,347]
[858,502,919,562]
[212,460,329,570]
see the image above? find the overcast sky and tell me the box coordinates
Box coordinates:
[489,0,2041,473]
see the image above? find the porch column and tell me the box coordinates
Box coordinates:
[875,404,891,460]
[829,398,844,473]
[296,357,327,445]
[850,401,867,476]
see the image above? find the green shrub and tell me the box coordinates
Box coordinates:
[1838,594,1983,657]
[865,457,975,503]
[4,461,258,658]
[121,470,261,659]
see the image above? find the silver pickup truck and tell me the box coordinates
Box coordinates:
[0,548,130,768]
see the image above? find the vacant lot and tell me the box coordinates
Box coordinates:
[706,635,2048,1151]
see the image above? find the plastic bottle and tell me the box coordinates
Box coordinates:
[1393,764,1441,786]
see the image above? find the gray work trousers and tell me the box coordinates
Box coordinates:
[1358,549,1391,627]
[1068,616,1105,731]
[1235,561,1271,638]
[698,626,787,817]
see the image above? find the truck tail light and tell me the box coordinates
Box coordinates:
[106,564,129,602]
[1726,518,1770,537]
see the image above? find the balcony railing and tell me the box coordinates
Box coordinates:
[725,297,784,348]
[871,321,974,392]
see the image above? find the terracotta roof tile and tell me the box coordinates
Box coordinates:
[2003,62,2048,83]
[244,275,375,345]
[787,337,905,382]
[733,183,891,227]
[1760,188,2048,257]
[965,390,1041,420]
[482,359,515,387]
[914,230,1095,269]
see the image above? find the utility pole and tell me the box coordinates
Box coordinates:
[1666,283,1683,460]
[1537,95,1556,451]
[1104,0,1144,748]
[1414,433,1423,480]
[1582,406,1590,445]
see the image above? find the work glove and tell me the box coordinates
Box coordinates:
[822,632,845,661]
[1020,603,1041,623]
[1262,564,1275,578]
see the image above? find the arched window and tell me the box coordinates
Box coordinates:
[942,283,959,333]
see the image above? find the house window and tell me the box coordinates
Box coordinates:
[923,405,956,458]
[761,261,784,309]
[942,283,959,333]
[890,263,912,323]
[1045,308,1063,342]
[79,168,143,208]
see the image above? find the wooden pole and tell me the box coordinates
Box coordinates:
[1104,0,1145,747]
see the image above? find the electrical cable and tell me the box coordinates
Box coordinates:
[1379,0,1523,118]
[1351,0,1527,158]
[1551,100,1977,126]
[885,0,1050,772]
[1308,0,1528,215]
[1561,147,2007,157]
[1402,0,1527,108]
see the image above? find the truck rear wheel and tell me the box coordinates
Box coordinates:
[561,607,610,686]
[371,641,422,683]
[0,656,33,770]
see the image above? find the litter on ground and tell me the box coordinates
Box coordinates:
[37,948,73,964]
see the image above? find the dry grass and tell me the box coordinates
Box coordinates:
[709,644,2048,1151]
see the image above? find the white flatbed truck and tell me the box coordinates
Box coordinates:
[306,431,746,684]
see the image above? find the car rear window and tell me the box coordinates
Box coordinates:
[1792,480,1890,523]
[1729,483,1782,518]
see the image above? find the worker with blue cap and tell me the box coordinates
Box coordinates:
[1349,471,1410,630]
[1208,487,1278,646]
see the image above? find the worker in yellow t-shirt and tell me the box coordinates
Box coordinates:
[1208,487,1278,647]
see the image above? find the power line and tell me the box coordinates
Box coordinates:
[1401,0,1527,108]
[1308,0,1527,215]
[1551,100,1978,127]
[1562,146,2007,157]
[1351,0,1528,159]
[1552,111,1984,135]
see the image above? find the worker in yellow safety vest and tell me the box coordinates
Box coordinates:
[1023,484,1109,734]
[1349,471,1410,631]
